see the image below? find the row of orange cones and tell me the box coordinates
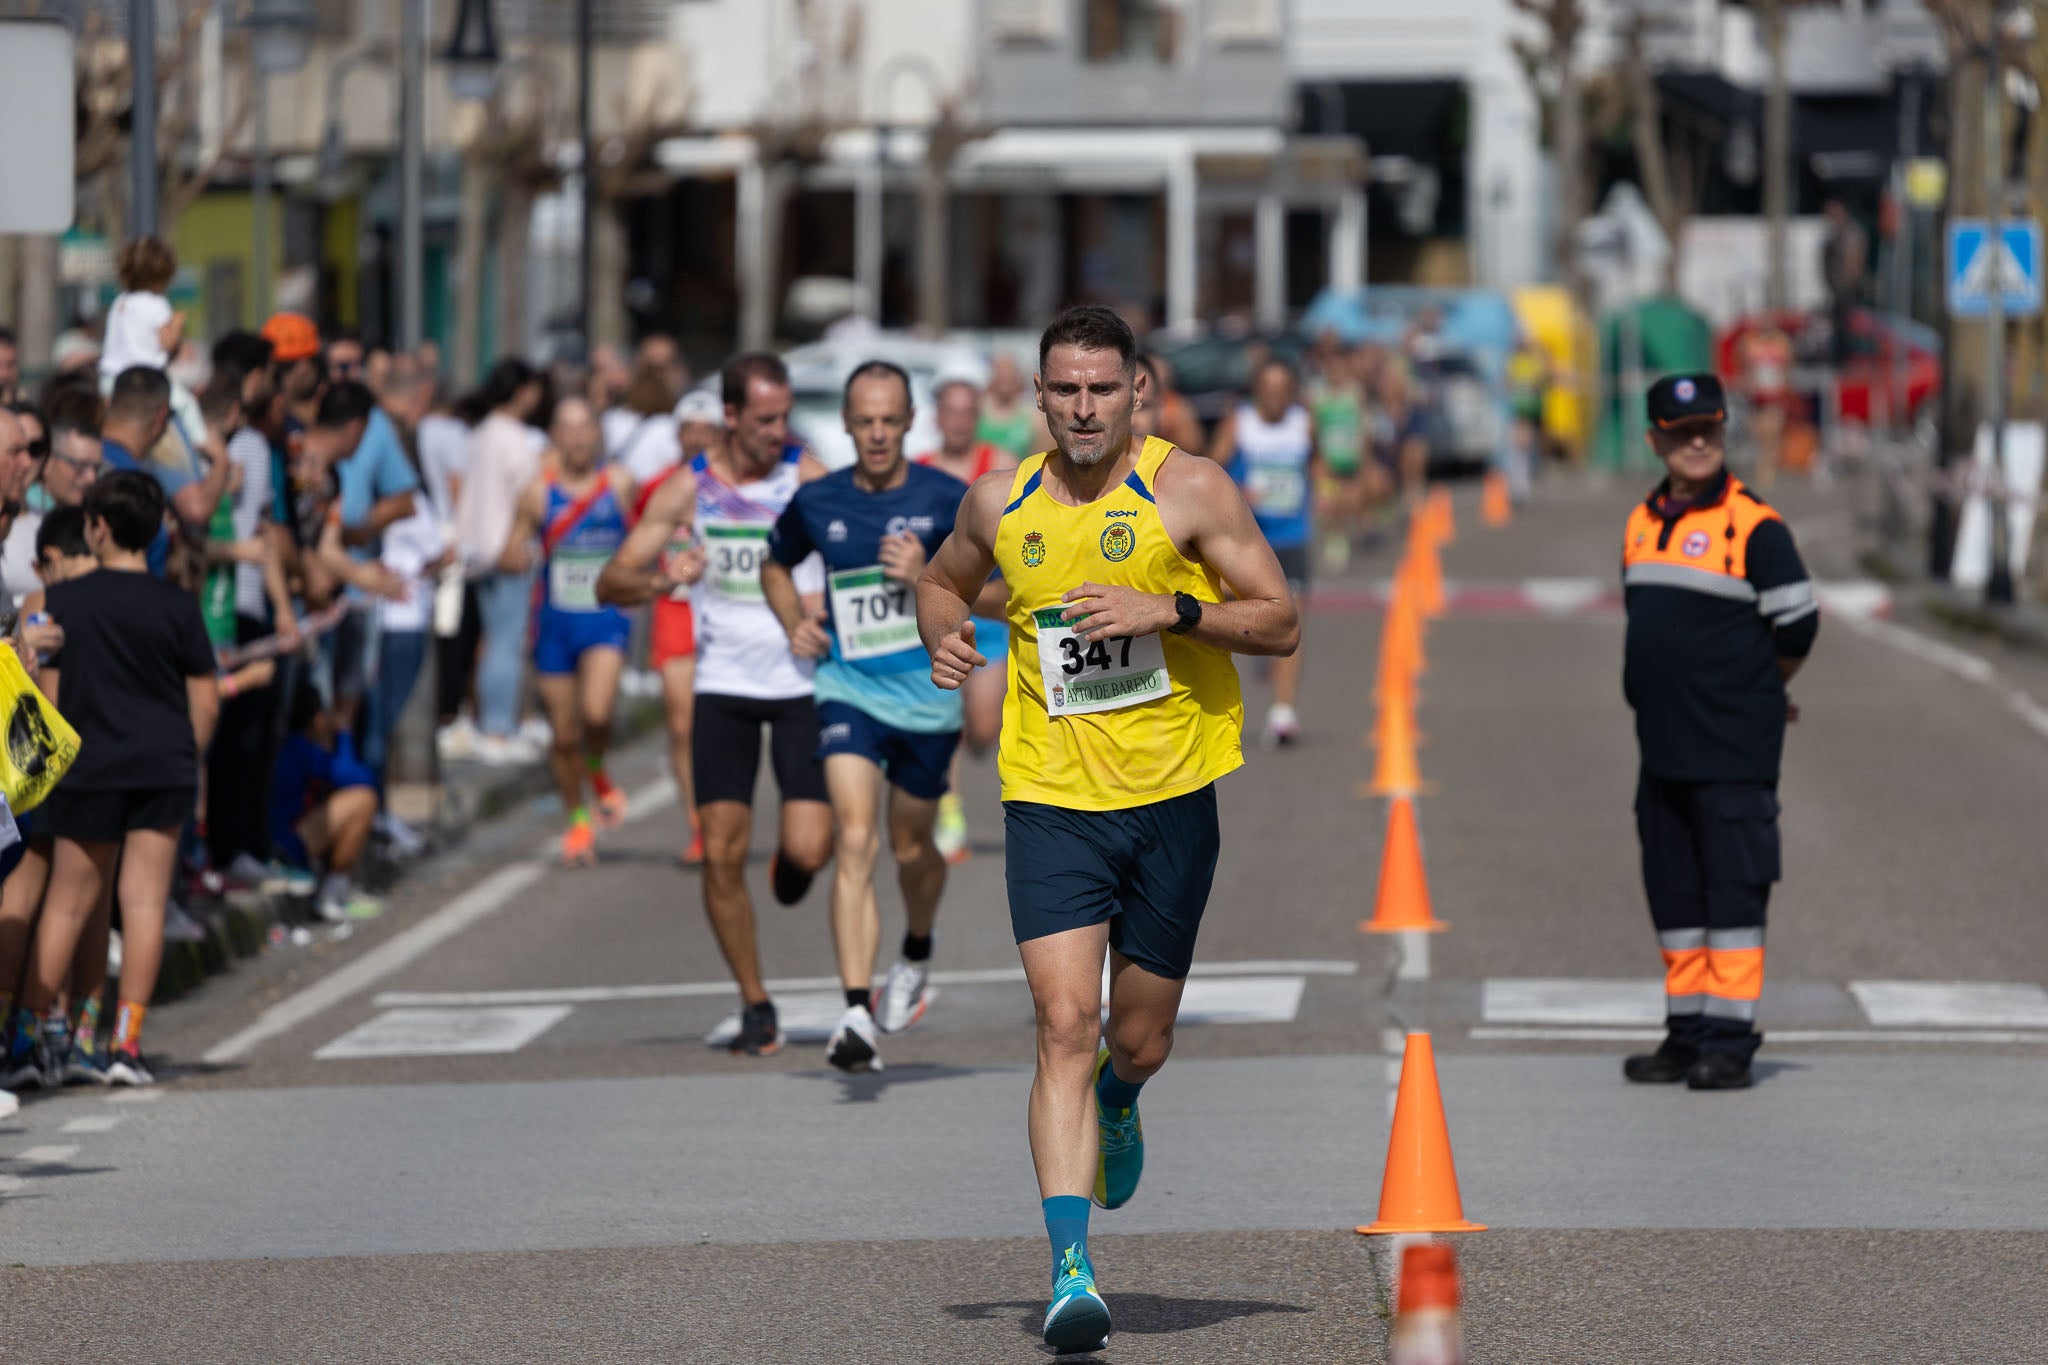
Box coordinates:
[1354,481,1511,1256]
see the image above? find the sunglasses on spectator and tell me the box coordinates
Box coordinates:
[26,438,47,458]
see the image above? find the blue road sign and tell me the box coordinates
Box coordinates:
[1948,220,2043,318]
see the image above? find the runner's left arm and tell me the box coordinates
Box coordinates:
[1060,453,1297,657]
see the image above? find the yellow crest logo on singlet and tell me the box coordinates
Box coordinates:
[1100,522,1134,562]
[1022,530,1047,568]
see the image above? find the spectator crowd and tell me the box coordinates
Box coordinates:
[0,234,762,1116]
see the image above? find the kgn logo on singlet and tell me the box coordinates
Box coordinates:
[1681,529,1711,558]
[1099,522,1135,562]
[1022,530,1047,568]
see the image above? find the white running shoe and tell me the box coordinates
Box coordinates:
[376,813,429,860]
[0,1086,17,1120]
[826,1004,883,1073]
[436,717,479,761]
[1261,703,1301,750]
[874,958,931,1034]
[474,733,540,767]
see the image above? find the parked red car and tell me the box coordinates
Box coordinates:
[1715,308,1940,429]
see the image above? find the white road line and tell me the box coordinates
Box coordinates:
[315,1005,573,1061]
[373,958,1360,1009]
[1482,978,1666,1025]
[60,1114,123,1134]
[1470,1026,2048,1044]
[0,1174,22,1196]
[1849,980,2048,1028]
[12,1144,78,1163]
[1836,614,1997,683]
[104,1089,163,1104]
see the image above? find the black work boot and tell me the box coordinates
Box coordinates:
[1623,1042,1697,1084]
[1685,1052,1754,1090]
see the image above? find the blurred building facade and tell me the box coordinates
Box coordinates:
[0,0,1954,375]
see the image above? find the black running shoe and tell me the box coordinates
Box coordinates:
[769,851,814,907]
[105,1046,156,1087]
[1622,1042,1696,1084]
[729,1000,782,1056]
[1685,1052,1754,1091]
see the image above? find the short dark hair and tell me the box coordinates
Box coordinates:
[721,352,790,413]
[44,383,103,439]
[289,680,326,735]
[1039,305,1136,374]
[842,359,912,410]
[36,505,89,562]
[316,380,377,430]
[482,357,537,412]
[0,326,15,348]
[200,372,245,426]
[83,469,165,552]
[116,235,177,293]
[1255,356,1300,386]
[324,326,363,350]
[107,366,172,422]
[213,330,274,376]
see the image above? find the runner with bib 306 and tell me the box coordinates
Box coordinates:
[916,305,1299,1355]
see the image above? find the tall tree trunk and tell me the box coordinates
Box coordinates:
[589,199,629,350]
[917,159,949,335]
[740,162,792,352]
[498,185,535,362]
[1762,0,1792,311]
[453,155,490,386]
[1554,60,1588,302]
[17,235,59,373]
[1945,53,1989,452]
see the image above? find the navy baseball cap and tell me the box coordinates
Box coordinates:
[1646,373,1727,428]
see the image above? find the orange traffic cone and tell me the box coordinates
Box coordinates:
[1480,471,1512,528]
[1371,691,1423,754]
[1406,535,1446,619]
[1392,586,1429,674]
[1427,486,1455,544]
[1357,1032,1484,1233]
[1361,795,1443,926]
[1373,642,1418,709]
[1388,1244,1468,1365]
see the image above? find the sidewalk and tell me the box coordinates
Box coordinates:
[156,693,664,1004]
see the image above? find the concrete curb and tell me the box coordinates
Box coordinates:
[1863,541,2048,656]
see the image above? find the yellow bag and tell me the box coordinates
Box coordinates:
[0,642,79,814]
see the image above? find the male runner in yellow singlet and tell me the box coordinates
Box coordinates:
[918,305,1298,1354]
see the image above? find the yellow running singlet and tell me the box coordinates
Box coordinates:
[992,436,1243,811]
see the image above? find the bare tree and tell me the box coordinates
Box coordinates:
[1924,0,1999,453]
[740,1,864,350]
[1509,0,1590,302]
[589,85,692,351]
[454,72,566,380]
[917,91,990,335]
[1593,14,1712,293]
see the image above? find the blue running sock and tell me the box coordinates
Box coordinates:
[1043,1195,1091,1278]
[1096,1059,1144,1112]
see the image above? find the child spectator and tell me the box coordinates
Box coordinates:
[100,236,185,383]
[271,683,383,923]
[18,471,219,1087]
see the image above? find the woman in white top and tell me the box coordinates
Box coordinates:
[604,361,682,484]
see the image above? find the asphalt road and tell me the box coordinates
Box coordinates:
[6,469,2047,1363]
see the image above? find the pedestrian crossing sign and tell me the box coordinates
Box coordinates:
[1948,219,2043,317]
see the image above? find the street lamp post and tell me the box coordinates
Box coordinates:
[130,0,157,237]
[399,0,426,351]
[243,0,316,322]
[1986,16,2013,605]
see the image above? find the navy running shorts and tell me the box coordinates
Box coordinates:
[1004,784,1220,980]
[815,700,961,802]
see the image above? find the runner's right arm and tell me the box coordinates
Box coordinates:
[596,466,696,606]
[763,492,831,658]
[917,473,1006,688]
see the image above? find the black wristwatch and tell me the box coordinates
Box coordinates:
[1167,591,1202,635]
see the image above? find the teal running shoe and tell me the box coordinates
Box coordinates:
[1092,1045,1144,1210]
[1043,1243,1111,1354]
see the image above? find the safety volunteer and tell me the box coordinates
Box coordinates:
[1621,373,1818,1092]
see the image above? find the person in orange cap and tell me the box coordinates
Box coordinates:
[1621,373,1819,1091]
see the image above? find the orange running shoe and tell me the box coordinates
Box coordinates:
[593,773,628,828]
[561,819,597,867]
[680,816,704,868]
